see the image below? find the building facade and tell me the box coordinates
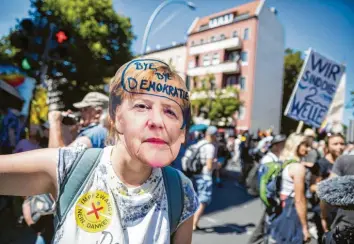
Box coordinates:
[139,0,284,133]
[140,43,187,79]
[186,0,284,133]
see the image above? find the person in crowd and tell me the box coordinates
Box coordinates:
[316,133,345,182]
[311,133,345,243]
[48,91,109,149]
[239,133,257,184]
[343,141,354,155]
[215,132,231,188]
[192,126,218,231]
[304,128,321,163]
[269,133,314,243]
[0,108,20,154]
[0,59,199,244]
[226,135,235,160]
[13,127,41,153]
[318,140,327,158]
[320,154,354,235]
[233,134,242,166]
[247,134,287,244]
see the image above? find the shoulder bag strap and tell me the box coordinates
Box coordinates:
[54,148,103,230]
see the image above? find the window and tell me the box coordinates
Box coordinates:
[240,76,246,90]
[226,76,237,86]
[234,12,250,22]
[239,106,246,120]
[243,28,249,40]
[203,54,210,66]
[233,31,238,38]
[212,53,220,65]
[188,60,195,69]
[200,39,204,44]
[195,55,199,67]
[241,51,248,63]
[210,36,215,42]
[210,79,216,90]
[228,51,239,62]
[220,34,226,40]
[191,41,195,46]
[199,24,209,31]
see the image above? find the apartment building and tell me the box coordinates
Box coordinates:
[140,43,187,79]
[186,0,284,133]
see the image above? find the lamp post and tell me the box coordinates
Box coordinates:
[140,0,196,55]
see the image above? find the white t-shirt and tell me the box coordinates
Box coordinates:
[53,145,199,244]
[260,151,279,165]
[195,139,217,176]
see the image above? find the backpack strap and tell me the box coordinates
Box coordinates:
[162,166,184,236]
[54,148,103,230]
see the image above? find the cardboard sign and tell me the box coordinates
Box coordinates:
[284,49,345,128]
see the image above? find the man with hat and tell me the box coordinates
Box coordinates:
[260,134,287,165]
[48,92,109,148]
[248,134,287,244]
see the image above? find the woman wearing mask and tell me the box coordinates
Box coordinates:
[269,133,315,243]
[0,59,199,244]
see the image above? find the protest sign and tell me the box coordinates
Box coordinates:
[284,49,345,128]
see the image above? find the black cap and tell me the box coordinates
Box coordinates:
[271,134,286,147]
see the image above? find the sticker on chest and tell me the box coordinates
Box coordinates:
[75,190,113,233]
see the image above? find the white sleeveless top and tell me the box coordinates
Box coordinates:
[280,164,295,197]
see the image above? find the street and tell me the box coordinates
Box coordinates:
[192,166,261,244]
[192,165,318,244]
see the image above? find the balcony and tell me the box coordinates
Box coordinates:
[187,61,240,76]
[189,37,241,55]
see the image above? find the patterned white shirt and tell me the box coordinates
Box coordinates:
[53,145,199,244]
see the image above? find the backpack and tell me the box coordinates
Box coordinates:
[258,159,297,215]
[181,142,210,177]
[54,148,184,236]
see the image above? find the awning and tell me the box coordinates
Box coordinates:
[0,79,24,111]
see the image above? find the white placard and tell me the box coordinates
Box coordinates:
[284,49,345,128]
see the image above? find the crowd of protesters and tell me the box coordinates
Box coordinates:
[0,92,111,244]
[0,61,354,243]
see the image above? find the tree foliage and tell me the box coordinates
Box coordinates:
[191,85,242,125]
[1,0,135,108]
[281,48,304,134]
[0,36,17,64]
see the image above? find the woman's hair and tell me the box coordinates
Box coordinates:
[280,133,308,162]
[107,59,191,143]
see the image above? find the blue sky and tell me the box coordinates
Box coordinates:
[1,0,353,124]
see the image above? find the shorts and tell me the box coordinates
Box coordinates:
[194,174,213,205]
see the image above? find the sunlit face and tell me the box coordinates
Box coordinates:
[297,142,310,157]
[327,136,345,158]
[115,93,186,168]
[79,106,97,127]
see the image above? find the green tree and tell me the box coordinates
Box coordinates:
[281,48,304,134]
[1,0,134,108]
[0,36,17,64]
[191,76,242,126]
[208,86,242,125]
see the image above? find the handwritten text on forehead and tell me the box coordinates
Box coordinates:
[122,61,189,101]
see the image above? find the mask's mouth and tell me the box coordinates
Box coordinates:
[144,138,167,145]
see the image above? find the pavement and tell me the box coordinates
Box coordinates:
[191,165,261,244]
[192,163,318,244]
